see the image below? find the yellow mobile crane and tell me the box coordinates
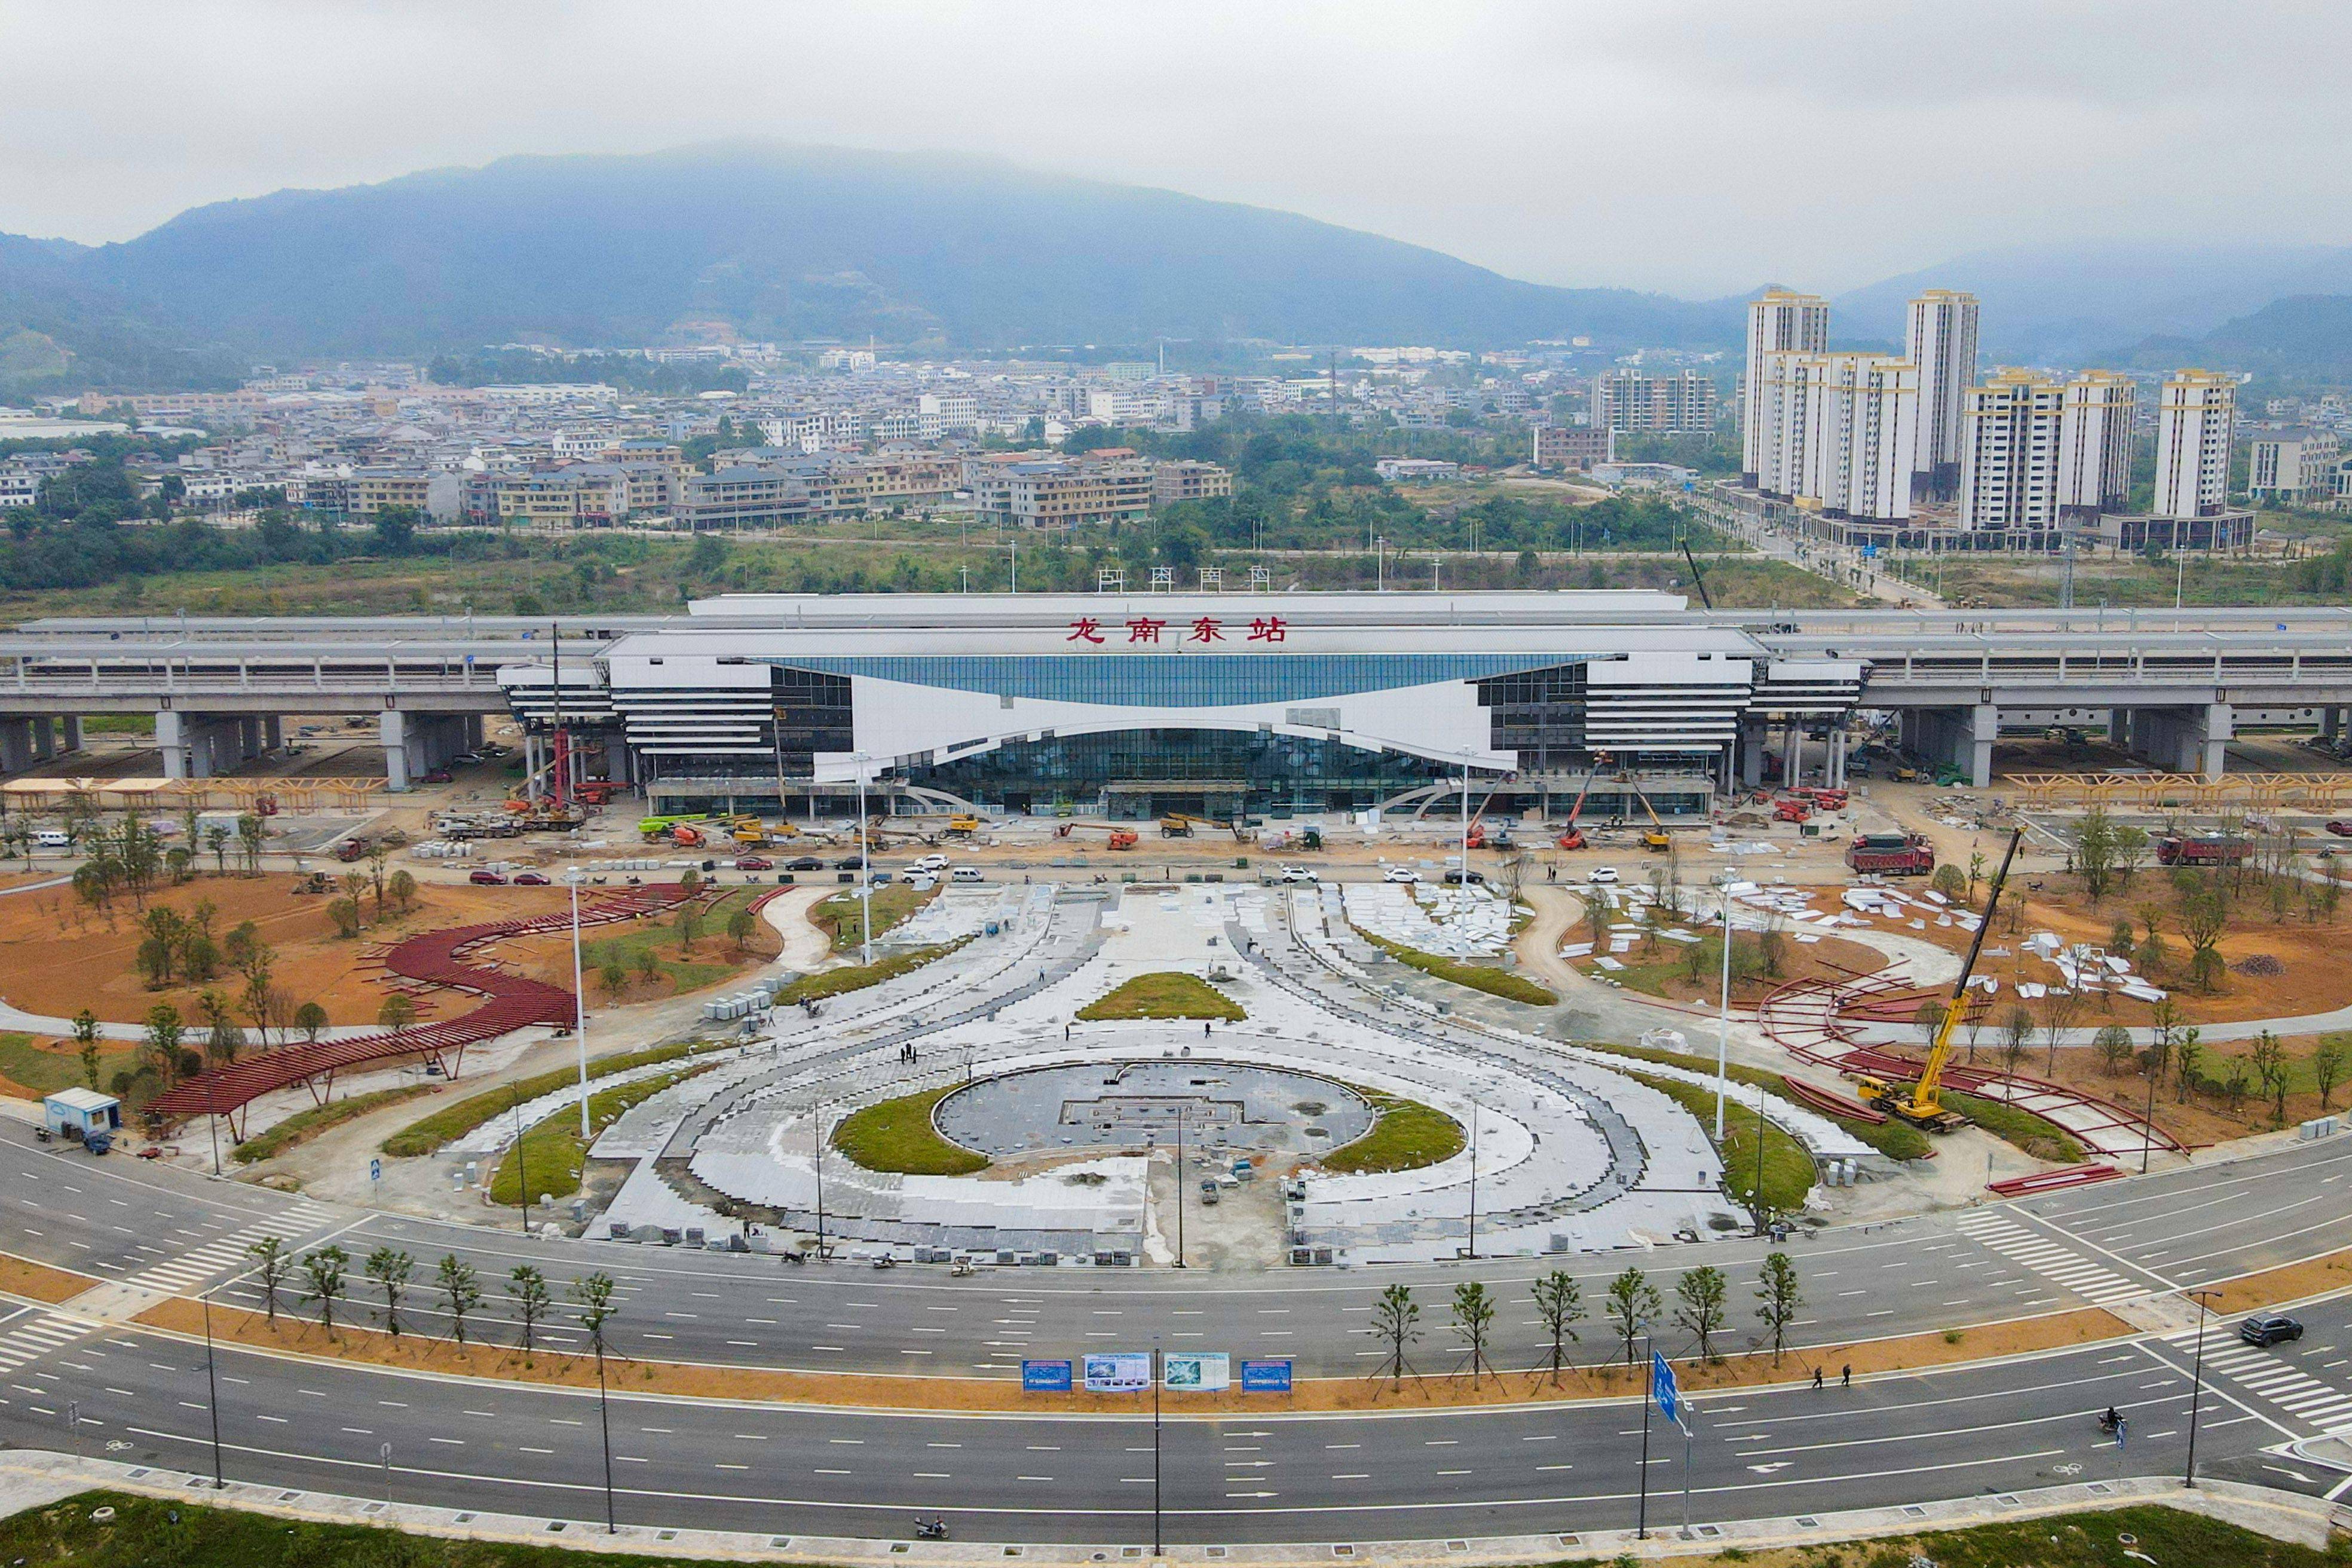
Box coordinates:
[1857,826,2023,1133]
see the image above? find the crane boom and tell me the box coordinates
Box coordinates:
[1862,826,2023,1131]
[1679,541,1714,611]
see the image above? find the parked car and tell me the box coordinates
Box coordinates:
[832,856,864,870]
[1382,864,1420,884]
[1442,869,1486,885]
[1279,863,1314,883]
[512,871,550,886]
[786,855,825,871]
[2240,1312,2304,1348]
[916,852,950,872]
[421,768,452,785]
[951,866,984,883]
[1587,865,1621,884]
[468,869,509,886]
[734,856,775,871]
[2328,820,2352,838]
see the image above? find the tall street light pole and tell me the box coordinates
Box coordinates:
[853,752,874,966]
[571,875,589,1140]
[200,1283,225,1488]
[1714,874,1734,1141]
[2185,1287,2220,1488]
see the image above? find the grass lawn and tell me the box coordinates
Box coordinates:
[811,881,936,953]
[1076,971,1245,1021]
[381,1039,707,1157]
[831,1085,990,1175]
[488,1062,715,1205]
[776,938,969,1004]
[231,1085,434,1165]
[1576,1038,1932,1163]
[0,1032,137,1098]
[581,886,772,998]
[1946,1089,2087,1162]
[1318,1090,1465,1175]
[1355,929,1556,1006]
[0,1494,2326,1568]
[0,1488,788,1567]
[1625,1068,1816,1213]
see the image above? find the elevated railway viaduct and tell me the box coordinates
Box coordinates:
[0,603,2344,793]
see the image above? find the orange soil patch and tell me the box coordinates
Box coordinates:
[1995,889,2352,1025]
[133,1294,2126,1415]
[0,1254,96,1304]
[0,875,574,1027]
[2195,1245,2352,1316]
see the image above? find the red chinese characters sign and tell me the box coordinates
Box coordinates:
[1067,615,1285,645]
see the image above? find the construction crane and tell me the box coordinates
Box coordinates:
[1679,541,1714,611]
[1856,826,2023,1134]
[1554,761,1606,850]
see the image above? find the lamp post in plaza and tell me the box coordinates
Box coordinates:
[1714,872,1735,1142]
[2185,1287,2221,1487]
[853,751,874,966]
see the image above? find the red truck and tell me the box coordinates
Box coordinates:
[2155,834,2251,867]
[1774,798,1813,823]
[1845,832,1936,876]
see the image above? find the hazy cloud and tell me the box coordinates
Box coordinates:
[1,0,2344,296]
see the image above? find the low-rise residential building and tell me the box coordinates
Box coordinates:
[1531,424,1615,470]
[972,458,1153,528]
[0,467,42,510]
[1150,460,1233,506]
[2249,429,2341,504]
[353,468,434,516]
[676,466,818,530]
[1375,457,1459,482]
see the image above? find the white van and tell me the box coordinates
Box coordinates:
[950,865,984,883]
[31,829,70,850]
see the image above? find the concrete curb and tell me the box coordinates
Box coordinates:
[0,1452,2341,1564]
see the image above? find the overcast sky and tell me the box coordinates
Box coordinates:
[2,0,2345,298]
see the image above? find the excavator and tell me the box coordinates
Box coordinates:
[1627,782,1673,853]
[1159,813,1245,841]
[1855,826,2023,1134]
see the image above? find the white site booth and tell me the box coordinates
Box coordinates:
[43,1088,121,1141]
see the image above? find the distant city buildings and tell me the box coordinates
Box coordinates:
[1739,290,1830,485]
[2249,428,2341,504]
[1904,290,1979,499]
[1590,368,1716,434]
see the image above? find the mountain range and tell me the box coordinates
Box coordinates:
[4,142,2352,398]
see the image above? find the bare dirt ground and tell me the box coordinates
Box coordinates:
[0,874,575,1027]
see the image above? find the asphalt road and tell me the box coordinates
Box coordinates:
[0,1291,2339,1544]
[4,1125,2350,1385]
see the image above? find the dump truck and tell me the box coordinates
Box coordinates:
[1844,832,1936,877]
[2155,834,2251,867]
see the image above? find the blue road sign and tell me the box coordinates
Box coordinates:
[369,1157,381,1183]
[1021,1359,1073,1392]
[1241,1358,1293,1393]
[1861,544,1879,558]
[1650,1350,1682,1427]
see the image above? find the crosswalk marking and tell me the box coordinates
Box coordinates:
[0,1312,97,1374]
[1956,1211,2146,1305]
[116,1200,333,1297]
[2159,1330,2352,1431]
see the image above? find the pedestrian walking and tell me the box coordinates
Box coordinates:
[1811,1367,1822,1390]
[1840,1364,1851,1388]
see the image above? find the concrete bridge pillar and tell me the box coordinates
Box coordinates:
[380,710,411,791]
[1738,721,1766,788]
[157,710,188,780]
[605,731,632,787]
[28,716,54,764]
[59,716,81,754]
[0,719,32,776]
[1966,704,1999,789]
[2319,708,2341,743]
[1781,725,1801,790]
[2194,700,2233,781]
[263,715,283,752]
